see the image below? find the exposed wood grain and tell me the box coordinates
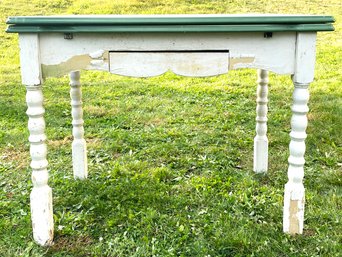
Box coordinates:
[39,32,296,77]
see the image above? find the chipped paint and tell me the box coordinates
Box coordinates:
[229,56,255,70]
[42,51,109,78]
[289,199,301,234]
[89,49,105,59]
[90,60,105,67]
[283,183,305,234]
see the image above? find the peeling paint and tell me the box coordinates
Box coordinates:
[89,49,105,59]
[90,60,105,66]
[229,56,255,69]
[290,189,304,200]
[289,199,300,234]
[42,54,91,78]
[42,51,109,78]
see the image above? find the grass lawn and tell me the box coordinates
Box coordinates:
[0,0,341,256]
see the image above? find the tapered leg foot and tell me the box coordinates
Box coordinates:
[253,69,269,173]
[70,71,88,179]
[72,139,88,179]
[30,185,54,245]
[283,182,305,234]
[254,138,268,173]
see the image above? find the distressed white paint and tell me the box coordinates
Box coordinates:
[90,59,105,67]
[26,85,54,246]
[293,33,317,83]
[70,71,88,179]
[283,82,309,234]
[283,33,317,234]
[254,69,269,173]
[19,34,42,85]
[109,52,229,77]
[89,49,105,59]
[20,33,53,246]
[16,28,320,244]
[39,32,296,77]
[88,60,109,72]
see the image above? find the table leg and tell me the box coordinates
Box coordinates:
[70,71,88,179]
[26,85,54,246]
[254,69,269,173]
[283,82,309,234]
[283,32,316,234]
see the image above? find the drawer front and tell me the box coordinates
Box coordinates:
[109,51,229,77]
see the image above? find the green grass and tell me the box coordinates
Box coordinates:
[0,0,341,256]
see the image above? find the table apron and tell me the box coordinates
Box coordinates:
[36,32,297,78]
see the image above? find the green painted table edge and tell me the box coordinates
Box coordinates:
[6,15,335,25]
[6,15,335,33]
[5,24,334,33]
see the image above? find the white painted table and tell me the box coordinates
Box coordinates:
[6,15,335,246]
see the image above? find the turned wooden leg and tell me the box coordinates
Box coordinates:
[70,71,88,179]
[283,32,317,234]
[254,69,269,173]
[283,82,309,234]
[26,85,54,246]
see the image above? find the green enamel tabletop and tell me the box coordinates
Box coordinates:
[6,15,335,33]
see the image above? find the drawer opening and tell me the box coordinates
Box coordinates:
[109,50,229,53]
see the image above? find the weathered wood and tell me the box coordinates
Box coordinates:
[254,69,269,173]
[9,16,330,244]
[39,32,297,77]
[70,71,88,179]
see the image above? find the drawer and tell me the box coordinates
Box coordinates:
[109,50,229,77]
